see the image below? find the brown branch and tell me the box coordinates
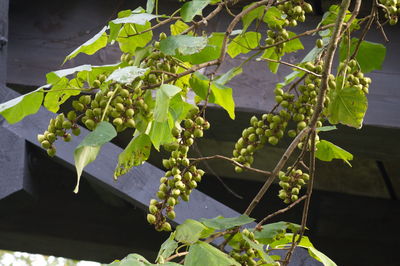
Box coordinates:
[188,154,271,176]
[165,251,189,262]
[244,127,310,216]
[256,195,307,228]
[259,58,322,77]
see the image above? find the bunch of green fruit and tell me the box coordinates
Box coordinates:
[278,167,309,204]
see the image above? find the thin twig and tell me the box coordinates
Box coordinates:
[259,58,322,77]
[165,252,189,262]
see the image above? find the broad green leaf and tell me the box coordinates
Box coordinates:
[227,31,261,58]
[64,26,108,63]
[175,219,214,244]
[73,122,117,193]
[327,86,368,129]
[114,133,152,178]
[117,22,153,54]
[106,66,148,84]
[148,120,174,150]
[339,38,386,73]
[283,32,304,53]
[156,233,178,263]
[263,7,285,28]
[184,242,240,266]
[160,35,208,56]
[46,65,92,83]
[189,72,235,119]
[253,222,300,244]
[180,0,211,22]
[108,253,151,266]
[0,85,49,124]
[316,140,353,166]
[200,215,254,230]
[170,20,190,35]
[215,66,243,85]
[146,0,155,13]
[169,95,195,122]
[154,84,182,122]
[177,33,224,64]
[276,70,305,89]
[242,4,265,32]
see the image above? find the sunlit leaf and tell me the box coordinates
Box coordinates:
[184,242,240,266]
[175,219,214,244]
[227,31,261,58]
[156,233,178,263]
[316,140,353,166]
[160,35,208,56]
[154,84,182,122]
[177,33,224,64]
[200,215,254,230]
[215,66,243,85]
[181,0,211,22]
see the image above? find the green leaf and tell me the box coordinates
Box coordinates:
[64,26,108,63]
[46,65,93,83]
[307,247,337,266]
[283,31,304,53]
[43,77,78,113]
[316,126,337,132]
[146,0,155,13]
[160,35,208,56]
[184,242,240,266]
[276,70,305,89]
[156,233,178,263]
[242,4,266,32]
[177,33,224,64]
[261,47,281,73]
[242,235,274,264]
[189,72,235,119]
[263,7,285,28]
[169,95,195,122]
[253,222,300,244]
[327,86,368,129]
[111,12,159,25]
[117,22,153,54]
[227,31,261,58]
[215,66,243,85]
[154,84,182,122]
[106,66,148,85]
[0,85,48,124]
[148,120,174,150]
[175,219,214,244]
[315,140,353,166]
[170,20,190,35]
[200,215,254,230]
[339,38,386,73]
[73,122,117,193]
[114,133,152,178]
[180,0,211,22]
[108,253,151,266]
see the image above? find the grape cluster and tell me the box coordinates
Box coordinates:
[37,113,79,157]
[278,167,309,204]
[229,229,261,266]
[379,0,400,25]
[147,108,210,231]
[338,59,371,94]
[276,0,313,26]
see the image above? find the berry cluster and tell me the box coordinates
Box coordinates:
[37,113,79,157]
[229,229,262,266]
[278,168,309,204]
[147,108,209,231]
[338,59,371,94]
[379,0,399,25]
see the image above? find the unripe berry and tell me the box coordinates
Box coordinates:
[147,214,156,224]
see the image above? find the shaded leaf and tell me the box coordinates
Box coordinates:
[184,242,240,266]
[200,215,254,230]
[242,235,274,264]
[117,22,153,54]
[73,122,117,193]
[106,66,148,84]
[148,120,174,150]
[170,20,190,35]
[111,12,159,25]
[215,66,243,85]
[263,7,285,28]
[169,95,195,122]
[177,33,224,64]
[175,219,214,244]
[316,126,337,132]
[156,233,178,263]
[242,4,266,32]
[64,26,108,63]
[160,35,208,56]
[146,0,155,13]
[181,0,211,22]
[316,140,353,166]
[327,86,368,128]
[114,134,152,178]
[253,222,300,245]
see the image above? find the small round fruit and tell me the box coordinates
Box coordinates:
[147,214,156,224]
[47,146,56,157]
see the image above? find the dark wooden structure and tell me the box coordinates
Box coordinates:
[1,0,399,265]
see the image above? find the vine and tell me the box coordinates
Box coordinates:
[0,0,395,265]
